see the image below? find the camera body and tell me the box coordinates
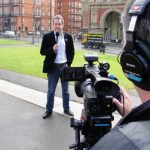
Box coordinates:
[63,54,120,149]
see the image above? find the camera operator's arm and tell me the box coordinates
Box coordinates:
[113,87,133,116]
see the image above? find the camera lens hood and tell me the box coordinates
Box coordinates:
[94,79,120,97]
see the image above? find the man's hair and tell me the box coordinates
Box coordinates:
[52,15,64,25]
[122,0,150,44]
[135,4,150,43]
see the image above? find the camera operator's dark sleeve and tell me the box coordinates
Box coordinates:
[91,127,135,150]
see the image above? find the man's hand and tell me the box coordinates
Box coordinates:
[113,87,133,116]
[53,44,59,53]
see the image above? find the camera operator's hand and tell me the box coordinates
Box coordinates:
[113,87,133,116]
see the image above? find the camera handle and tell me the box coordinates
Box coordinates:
[69,118,88,150]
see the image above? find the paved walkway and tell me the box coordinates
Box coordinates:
[0,66,142,123]
[0,73,121,125]
[0,44,35,48]
[0,70,123,150]
[0,91,74,150]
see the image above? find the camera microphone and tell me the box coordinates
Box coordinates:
[108,74,118,81]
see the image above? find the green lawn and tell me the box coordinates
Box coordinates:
[0,44,133,89]
[0,38,28,45]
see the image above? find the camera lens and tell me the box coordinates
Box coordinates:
[99,84,111,92]
[94,80,119,96]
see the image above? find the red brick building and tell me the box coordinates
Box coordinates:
[0,0,83,35]
[82,0,126,42]
[0,0,55,35]
[0,0,127,40]
[56,0,83,34]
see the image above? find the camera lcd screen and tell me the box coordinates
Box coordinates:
[63,67,85,81]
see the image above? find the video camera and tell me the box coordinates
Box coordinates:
[63,54,121,150]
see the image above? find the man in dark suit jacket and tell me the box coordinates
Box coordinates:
[40,15,75,119]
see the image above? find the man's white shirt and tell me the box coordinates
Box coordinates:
[54,32,67,64]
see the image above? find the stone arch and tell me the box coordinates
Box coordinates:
[100,9,123,42]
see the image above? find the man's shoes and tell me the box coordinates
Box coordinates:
[64,109,74,117]
[43,111,52,119]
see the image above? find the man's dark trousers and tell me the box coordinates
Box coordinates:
[46,64,69,112]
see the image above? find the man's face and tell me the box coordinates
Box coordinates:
[53,19,63,33]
